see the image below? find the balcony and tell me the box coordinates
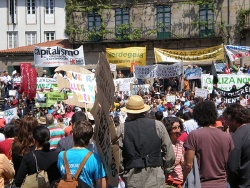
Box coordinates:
[243,12,250,29]
[73,23,223,43]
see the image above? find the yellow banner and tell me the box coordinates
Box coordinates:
[154,44,224,63]
[106,47,146,68]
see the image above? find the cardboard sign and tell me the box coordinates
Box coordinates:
[55,65,95,108]
[91,53,118,186]
[4,108,17,124]
[195,88,208,99]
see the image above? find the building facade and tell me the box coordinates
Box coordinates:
[0,0,249,76]
[0,0,67,50]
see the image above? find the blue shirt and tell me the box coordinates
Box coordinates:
[57,148,106,187]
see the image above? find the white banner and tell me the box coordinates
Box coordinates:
[201,74,250,93]
[34,45,85,67]
[195,88,208,99]
[4,108,17,124]
[110,63,117,72]
[118,83,130,92]
[134,62,183,79]
[224,45,250,62]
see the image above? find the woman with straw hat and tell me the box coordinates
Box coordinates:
[118,95,175,188]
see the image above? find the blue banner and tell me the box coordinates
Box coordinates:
[185,68,202,80]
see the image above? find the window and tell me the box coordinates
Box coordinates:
[156,5,171,39]
[27,0,36,14]
[115,8,130,40]
[199,5,214,37]
[88,11,101,31]
[88,10,102,41]
[8,32,18,49]
[45,0,54,14]
[8,0,17,24]
[26,32,37,45]
[45,31,55,41]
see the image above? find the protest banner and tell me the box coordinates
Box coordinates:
[20,63,31,93]
[64,71,95,103]
[91,53,118,186]
[91,99,118,186]
[109,63,117,72]
[185,68,202,80]
[34,45,85,67]
[215,63,226,72]
[214,84,250,104]
[63,118,71,127]
[55,65,95,108]
[166,95,176,103]
[224,45,250,62]
[118,83,131,92]
[106,47,146,68]
[114,78,135,91]
[201,74,250,93]
[46,92,65,107]
[9,90,17,96]
[131,84,150,95]
[134,62,183,79]
[36,77,58,91]
[28,68,37,99]
[195,88,208,99]
[154,44,224,63]
[4,108,17,124]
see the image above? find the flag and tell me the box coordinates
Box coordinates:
[210,61,218,85]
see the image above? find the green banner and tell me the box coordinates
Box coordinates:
[46,92,65,107]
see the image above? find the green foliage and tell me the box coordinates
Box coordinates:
[238,9,250,32]
[115,24,142,41]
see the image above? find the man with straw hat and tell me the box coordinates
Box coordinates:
[119,95,175,188]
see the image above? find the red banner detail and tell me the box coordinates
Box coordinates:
[28,68,37,99]
[20,63,31,94]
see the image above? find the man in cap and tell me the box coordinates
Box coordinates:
[118,95,175,188]
[223,104,250,188]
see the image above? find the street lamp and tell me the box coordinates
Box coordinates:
[226,24,232,45]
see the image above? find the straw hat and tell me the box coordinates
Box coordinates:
[121,95,150,114]
[38,116,46,125]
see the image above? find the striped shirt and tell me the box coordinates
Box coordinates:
[47,125,65,150]
[169,140,184,182]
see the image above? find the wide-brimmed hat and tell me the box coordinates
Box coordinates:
[121,95,150,114]
[38,116,46,125]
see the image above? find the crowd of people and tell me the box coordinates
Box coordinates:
[0,66,248,188]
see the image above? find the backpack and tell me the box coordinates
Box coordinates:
[54,151,93,188]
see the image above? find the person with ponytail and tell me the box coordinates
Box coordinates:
[14,126,61,187]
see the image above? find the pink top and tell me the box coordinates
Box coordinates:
[169,140,184,182]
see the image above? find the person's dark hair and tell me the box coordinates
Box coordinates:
[4,124,15,138]
[163,117,184,134]
[113,116,120,127]
[73,120,93,147]
[33,126,50,152]
[175,111,183,118]
[193,101,217,127]
[223,104,250,124]
[155,111,163,121]
[183,112,193,120]
[71,111,87,125]
[12,116,38,155]
[45,114,54,125]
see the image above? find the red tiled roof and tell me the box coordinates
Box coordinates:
[0,39,72,54]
